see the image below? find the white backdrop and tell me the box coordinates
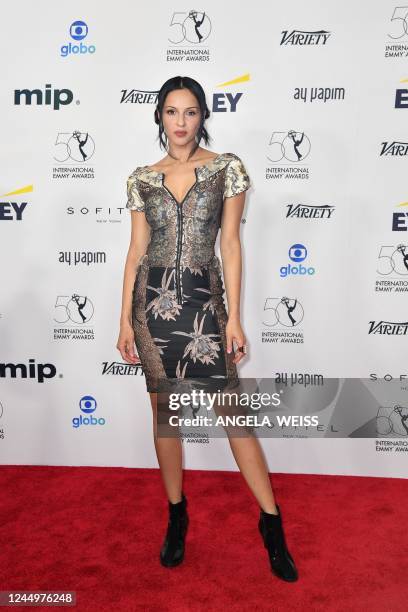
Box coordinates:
[1,1,407,478]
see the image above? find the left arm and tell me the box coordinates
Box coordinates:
[220,190,247,364]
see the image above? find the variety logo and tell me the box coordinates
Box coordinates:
[0,184,33,221]
[72,395,106,428]
[14,84,77,110]
[285,203,335,219]
[380,141,408,156]
[280,30,331,45]
[368,320,408,334]
[61,20,96,57]
[120,89,159,104]
[0,359,58,383]
[280,244,315,277]
[102,361,144,376]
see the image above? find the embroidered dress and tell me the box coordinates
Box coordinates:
[126,152,251,393]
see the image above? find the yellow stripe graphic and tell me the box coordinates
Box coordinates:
[216,74,250,87]
[1,185,33,197]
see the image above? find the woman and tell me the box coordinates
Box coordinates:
[116,76,298,582]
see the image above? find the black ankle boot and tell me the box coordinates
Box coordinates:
[258,504,298,582]
[160,492,189,568]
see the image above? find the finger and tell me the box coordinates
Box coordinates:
[226,331,233,354]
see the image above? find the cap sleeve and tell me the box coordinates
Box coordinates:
[223,155,251,199]
[126,170,145,212]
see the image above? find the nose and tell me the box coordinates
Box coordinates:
[176,113,186,127]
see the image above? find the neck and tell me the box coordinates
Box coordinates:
[167,142,200,163]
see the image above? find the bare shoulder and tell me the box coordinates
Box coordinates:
[146,156,170,172]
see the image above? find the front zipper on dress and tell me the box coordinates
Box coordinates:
[161,168,199,306]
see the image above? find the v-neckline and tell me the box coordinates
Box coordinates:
[144,153,223,206]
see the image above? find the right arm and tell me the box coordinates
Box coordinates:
[117,197,151,363]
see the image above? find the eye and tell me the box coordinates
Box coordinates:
[166,109,175,115]
[187,110,197,116]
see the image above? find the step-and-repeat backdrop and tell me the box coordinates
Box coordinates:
[1,1,407,478]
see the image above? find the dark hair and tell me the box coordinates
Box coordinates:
[154,76,211,159]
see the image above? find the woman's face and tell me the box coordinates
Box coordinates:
[161,88,201,150]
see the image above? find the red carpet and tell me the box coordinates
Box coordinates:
[0,466,407,611]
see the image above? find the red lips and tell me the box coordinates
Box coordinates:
[175,131,187,136]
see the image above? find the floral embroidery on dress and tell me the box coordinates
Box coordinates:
[194,287,216,314]
[146,268,183,321]
[171,312,222,365]
[152,337,169,354]
[176,360,188,379]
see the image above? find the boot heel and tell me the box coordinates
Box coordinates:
[258,504,299,582]
[160,492,189,568]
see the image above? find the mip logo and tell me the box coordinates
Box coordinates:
[280,243,316,277]
[61,20,96,57]
[0,184,33,221]
[14,84,76,110]
[72,395,106,428]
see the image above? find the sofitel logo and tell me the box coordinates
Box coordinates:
[280,30,331,45]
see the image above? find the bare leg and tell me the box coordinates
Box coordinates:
[149,392,183,504]
[227,434,278,514]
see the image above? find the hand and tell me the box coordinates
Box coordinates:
[116,322,140,364]
[226,316,247,364]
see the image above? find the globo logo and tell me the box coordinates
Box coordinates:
[280,243,315,277]
[72,394,106,428]
[280,263,315,277]
[61,20,96,58]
